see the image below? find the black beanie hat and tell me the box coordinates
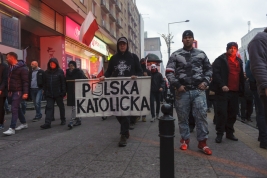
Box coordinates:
[68,61,77,68]
[226,42,238,51]
[182,30,194,39]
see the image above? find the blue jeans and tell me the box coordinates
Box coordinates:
[175,89,209,141]
[20,100,27,115]
[253,91,267,144]
[9,91,26,129]
[31,88,43,119]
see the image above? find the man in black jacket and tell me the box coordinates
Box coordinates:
[149,64,164,122]
[99,37,143,147]
[211,42,244,143]
[3,52,29,136]
[40,58,66,129]
[249,28,267,149]
[0,60,8,130]
[29,61,45,122]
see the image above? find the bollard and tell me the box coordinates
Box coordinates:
[159,104,175,178]
[165,89,175,116]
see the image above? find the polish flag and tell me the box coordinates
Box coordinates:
[79,11,99,46]
[96,56,104,78]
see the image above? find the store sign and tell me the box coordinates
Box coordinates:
[65,17,80,41]
[0,0,30,15]
[90,37,107,56]
[65,17,107,56]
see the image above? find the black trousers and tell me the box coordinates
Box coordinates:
[45,96,65,125]
[0,97,6,125]
[150,91,161,118]
[116,116,130,135]
[240,97,253,120]
[215,91,239,136]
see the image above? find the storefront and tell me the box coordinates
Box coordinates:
[64,16,108,77]
[0,0,28,60]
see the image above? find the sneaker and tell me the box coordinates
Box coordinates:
[60,120,66,125]
[150,117,155,122]
[3,128,15,135]
[180,139,190,150]
[198,139,212,155]
[129,123,135,130]
[40,124,51,129]
[15,124,28,131]
[142,117,146,122]
[32,118,41,122]
[0,124,4,130]
[118,135,127,147]
[68,120,73,129]
[73,118,81,126]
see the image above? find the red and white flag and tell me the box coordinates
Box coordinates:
[96,56,104,78]
[79,11,99,46]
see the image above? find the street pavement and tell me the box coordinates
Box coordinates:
[0,105,267,178]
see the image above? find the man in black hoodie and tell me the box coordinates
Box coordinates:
[249,28,267,149]
[3,52,29,136]
[40,58,66,129]
[99,37,143,147]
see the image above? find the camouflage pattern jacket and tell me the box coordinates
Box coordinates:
[166,48,212,90]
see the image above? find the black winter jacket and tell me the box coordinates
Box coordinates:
[7,60,29,94]
[29,68,45,89]
[151,69,165,92]
[66,68,87,106]
[0,63,8,97]
[43,58,66,98]
[210,53,244,95]
[105,37,143,77]
[248,31,267,96]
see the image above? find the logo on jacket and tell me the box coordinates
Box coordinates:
[114,61,131,76]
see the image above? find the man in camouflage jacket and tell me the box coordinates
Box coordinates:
[166,30,213,155]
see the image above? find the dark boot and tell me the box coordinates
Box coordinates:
[118,135,127,147]
[73,118,81,126]
[40,124,51,129]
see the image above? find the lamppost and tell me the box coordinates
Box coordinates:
[161,20,189,59]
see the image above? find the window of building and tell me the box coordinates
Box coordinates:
[80,0,84,4]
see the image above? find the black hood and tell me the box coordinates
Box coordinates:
[117,37,129,54]
[47,58,60,71]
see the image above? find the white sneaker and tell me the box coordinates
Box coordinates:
[150,117,155,122]
[3,128,15,135]
[15,124,28,131]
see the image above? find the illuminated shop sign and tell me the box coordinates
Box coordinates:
[0,0,30,15]
[65,16,107,56]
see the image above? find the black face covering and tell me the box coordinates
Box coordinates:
[151,68,156,73]
[141,64,146,70]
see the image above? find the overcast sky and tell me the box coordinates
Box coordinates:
[136,0,267,67]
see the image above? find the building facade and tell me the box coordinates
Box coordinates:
[239,27,265,68]
[0,0,141,76]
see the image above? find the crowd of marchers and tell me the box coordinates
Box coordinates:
[0,28,267,155]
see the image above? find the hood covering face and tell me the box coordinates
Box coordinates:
[117,37,129,54]
[47,58,60,71]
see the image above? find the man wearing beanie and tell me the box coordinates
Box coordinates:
[166,30,213,155]
[210,42,244,144]
[248,27,267,149]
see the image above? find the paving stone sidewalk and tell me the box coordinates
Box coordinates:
[0,106,266,178]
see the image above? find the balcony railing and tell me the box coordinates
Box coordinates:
[109,10,116,22]
[115,0,122,12]
[116,19,122,29]
[101,0,109,13]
